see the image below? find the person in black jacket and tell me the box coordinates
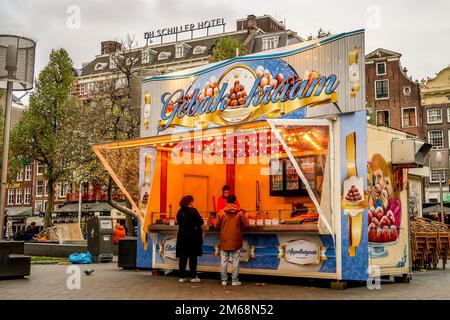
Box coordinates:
[176,195,204,283]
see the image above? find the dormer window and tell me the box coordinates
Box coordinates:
[94,63,107,71]
[158,51,171,61]
[262,35,279,51]
[109,55,117,69]
[175,43,192,59]
[142,48,157,64]
[193,46,207,55]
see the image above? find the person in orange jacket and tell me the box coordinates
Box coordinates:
[216,185,240,213]
[214,194,248,287]
[113,224,126,244]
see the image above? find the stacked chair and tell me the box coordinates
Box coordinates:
[410,217,449,270]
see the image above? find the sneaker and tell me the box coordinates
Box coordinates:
[221,281,228,286]
[179,278,189,283]
[231,281,242,286]
[190,277,201,283]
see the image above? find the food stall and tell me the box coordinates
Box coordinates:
[93,29,428,284]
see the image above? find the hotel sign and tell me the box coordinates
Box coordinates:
[144,18,225,42]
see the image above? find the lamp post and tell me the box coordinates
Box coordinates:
[0,35,36,240]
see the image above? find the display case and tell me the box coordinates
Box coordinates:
[269,156,323,197]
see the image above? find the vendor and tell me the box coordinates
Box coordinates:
[217,185,240,213]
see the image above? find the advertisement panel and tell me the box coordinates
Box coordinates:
[141,30,365,137]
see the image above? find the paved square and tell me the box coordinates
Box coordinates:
[1,263,449,300]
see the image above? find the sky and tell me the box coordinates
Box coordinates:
[1,0,450,102]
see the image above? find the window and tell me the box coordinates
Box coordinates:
[16,169,23,181]
[24,188,31,205]
[158,52,171,60]
[7,190,14,205]
[430,170,446,183]
[45,181,49,196]
[376,110,390,126]
[447,96,450,101]
[428,130,444,149]
[59,183,66,198]
[109,55,116,69]
[402,107,417,128]
[142,49,150,64]
[262,36,279,51]
[175,44,184,59]
[43,200,48,212]
[35,200,43,213]
[376,62,386,75]
[94,63,106,71]
[427,108,443,124]
[403,86,411,96]
[193,46,207,55]
[447,108,450,122]
[36,180,44,196]
[15,189,22,205]
[429,198,438,204]
[25,165,32,181]
[375,80,389,100]
[37,163,45,175]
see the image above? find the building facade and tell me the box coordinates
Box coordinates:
[365,48,422,137]
[421,66,450,203]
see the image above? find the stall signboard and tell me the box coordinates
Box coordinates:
[141,30,365,138]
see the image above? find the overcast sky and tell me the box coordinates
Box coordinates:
[2,0,450,101]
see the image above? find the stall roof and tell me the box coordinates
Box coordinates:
[422,204,450,214]
[6,207,32,218]
[55,202,125,213]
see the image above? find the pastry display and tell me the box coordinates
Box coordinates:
[368,206,398,243]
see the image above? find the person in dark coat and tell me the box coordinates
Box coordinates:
[176,195,204,283]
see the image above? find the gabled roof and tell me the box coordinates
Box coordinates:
[366,48,402,60]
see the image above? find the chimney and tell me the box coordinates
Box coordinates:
[101,41,122,55]
[246,14,257,33]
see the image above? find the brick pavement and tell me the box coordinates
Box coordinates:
[1,263,449,300]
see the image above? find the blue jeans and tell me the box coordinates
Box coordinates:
[220,249,241,282]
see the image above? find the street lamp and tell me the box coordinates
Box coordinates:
[0,35,36,240]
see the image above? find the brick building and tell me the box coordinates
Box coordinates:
[365,48,422,137]
[421,66,450,203]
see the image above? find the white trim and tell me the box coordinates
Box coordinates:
[158,51,171,61]
[193,45,207,55]
[7,189,15,206]
[401,107,417,128]
[427,108,443,124]
[15,189,23,205]
[36,180,44,197]
[430,169,446,183]
[375,79,389,100]
[403,86,411,96]
[24,188,31,205]
[24,165,32,181]
[376,62,386,76]
[447,107,450,123]
[428,130,444,149]
[262,35,280,51]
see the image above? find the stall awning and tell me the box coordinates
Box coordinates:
[422,204,450,214]
[6,207,32,218]
[55,202,125,213]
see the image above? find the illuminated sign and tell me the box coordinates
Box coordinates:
[144,18,226,42]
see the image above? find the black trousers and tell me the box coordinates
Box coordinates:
[179,254,198,278]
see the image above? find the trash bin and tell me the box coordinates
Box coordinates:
[118,237,137,269]
[87,216,114,263]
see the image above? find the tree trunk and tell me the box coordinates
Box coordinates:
[45,179,56,227]
[106,175,140,220]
